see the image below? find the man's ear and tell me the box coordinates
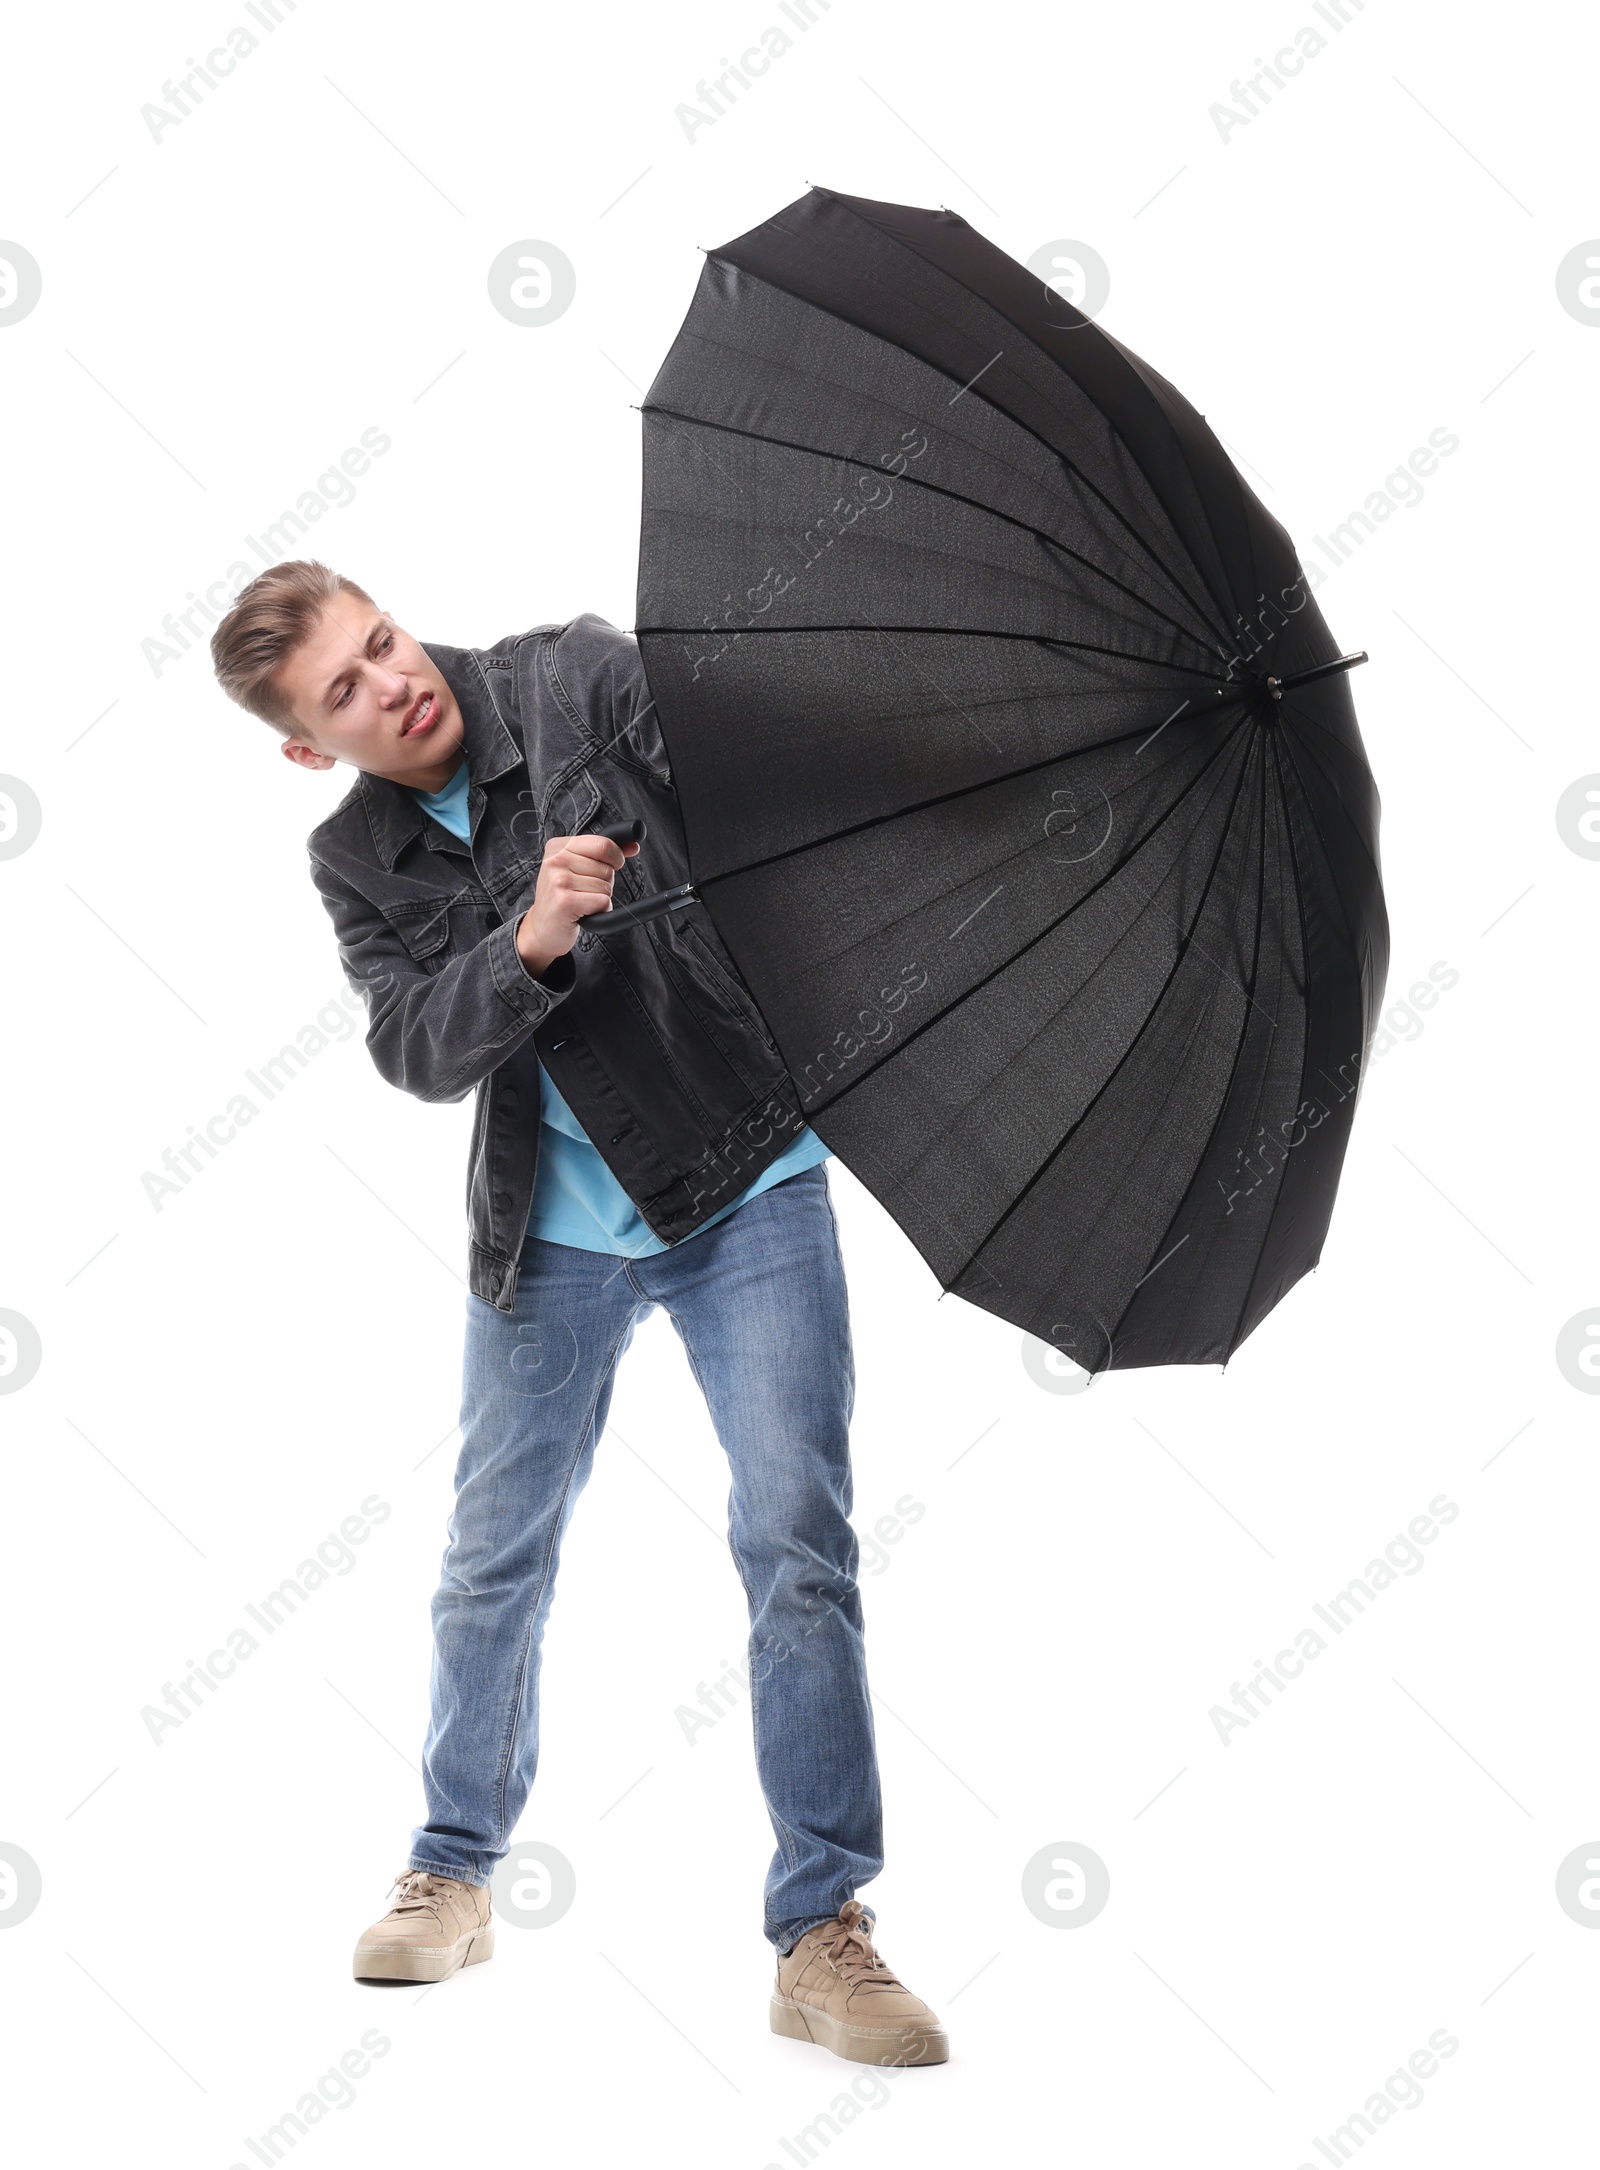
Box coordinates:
[281,737,338,773]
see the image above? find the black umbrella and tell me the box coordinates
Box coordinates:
[620,187,1389,1372]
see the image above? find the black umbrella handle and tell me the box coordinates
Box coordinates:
[584,818,699,931]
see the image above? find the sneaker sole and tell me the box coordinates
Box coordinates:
[353,1923,495,1983]
[770,1993,949,2067]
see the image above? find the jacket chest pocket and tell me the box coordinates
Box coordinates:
[499,767,600,886]
[539,764,600,841]
[391,888,500,971]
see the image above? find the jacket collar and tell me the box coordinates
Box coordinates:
[357,641,523,870]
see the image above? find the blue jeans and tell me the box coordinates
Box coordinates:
[407,1163,884,1951]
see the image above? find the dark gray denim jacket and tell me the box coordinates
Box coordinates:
[307,613,806,1310]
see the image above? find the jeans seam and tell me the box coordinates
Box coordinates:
[670,1302,806,1894]
[818,1169,857,1423]
[489,1302,639,1852]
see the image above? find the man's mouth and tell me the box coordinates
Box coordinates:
[400,690,439,737]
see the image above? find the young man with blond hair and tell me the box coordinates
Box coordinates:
[209,560,947,2068]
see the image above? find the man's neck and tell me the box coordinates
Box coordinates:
[406,752,467,797]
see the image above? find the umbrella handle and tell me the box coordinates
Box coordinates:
[583,818,699,931]
[568,815,699,928]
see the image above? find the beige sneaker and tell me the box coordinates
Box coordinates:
[771,1901,949,2066]
[352,1869,494,1983]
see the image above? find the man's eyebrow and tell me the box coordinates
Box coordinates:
[320,617,391,706]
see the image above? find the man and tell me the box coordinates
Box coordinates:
[209,559,948,2068]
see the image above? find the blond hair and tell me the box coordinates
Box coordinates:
[209,559,375,735]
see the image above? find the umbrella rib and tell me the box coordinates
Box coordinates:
[1226,729,1302,1353]
[1272,720,1371,961]
[761,717,1235,1003]
[1277,705,1385,894]
[782,192,1248,655]
[1109,723,1278,1362]
[1223,729,1323,1358]
[687,673,1251,891]
[1206,678,1382,906]
[928,729,1268,1297]
[797,717,1251,1121]
[924,729,1276,1302]
[641,619,1229,686]
[643,402,1227,666]
[1275,717,1384,999]
[985,746,1276,1354]
[702,244,1233,649]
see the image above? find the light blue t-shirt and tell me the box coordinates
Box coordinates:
[410,762,830,1256]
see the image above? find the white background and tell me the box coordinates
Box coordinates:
[2,1,1595,2164]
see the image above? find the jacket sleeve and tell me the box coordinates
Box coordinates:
[309,854,576,1105]
[549,613,673,787]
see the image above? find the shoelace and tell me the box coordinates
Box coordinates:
[387,1871,454,1920]
[815,1901,904,1989]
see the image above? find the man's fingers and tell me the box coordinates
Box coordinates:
[542,837,616,868]
[538,832,643,929]
[547,833,629,870]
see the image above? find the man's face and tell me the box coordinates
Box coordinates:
[275,589,466,790]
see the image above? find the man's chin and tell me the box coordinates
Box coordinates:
[393,718,464,775]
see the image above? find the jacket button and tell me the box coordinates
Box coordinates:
[610,1133,624,1144]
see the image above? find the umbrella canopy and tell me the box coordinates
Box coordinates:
[633,187,1389,1372]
